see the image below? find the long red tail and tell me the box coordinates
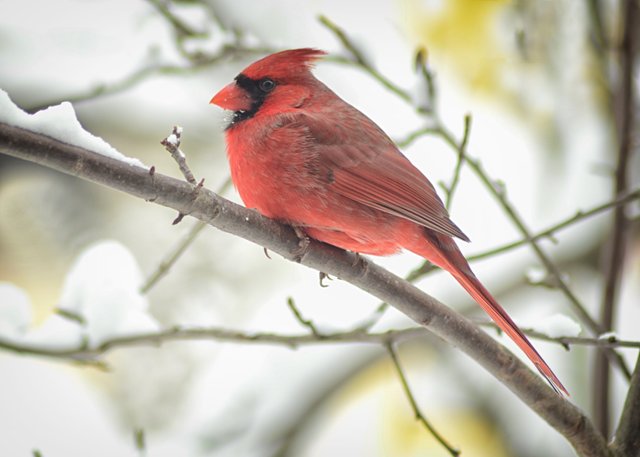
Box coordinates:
[409,233,568,396]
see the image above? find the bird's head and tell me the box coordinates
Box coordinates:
[210,48,327,126]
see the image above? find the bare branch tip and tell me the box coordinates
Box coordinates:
[414,47,428,71]
[286,297,321,337]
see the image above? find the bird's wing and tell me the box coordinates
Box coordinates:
[284,110,469,241]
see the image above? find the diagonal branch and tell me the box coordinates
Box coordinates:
[140,177,232,294]
[443,114,472,210]
[25,45,271,113]
[465,190,640,263]
[319,18,625,371]
[386,342,460,456]
[434,126,631,382]
[594,0,638,438]
[611,352,640,457]
[0,123,609,457]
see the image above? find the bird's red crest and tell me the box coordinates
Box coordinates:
[241,48,327,80]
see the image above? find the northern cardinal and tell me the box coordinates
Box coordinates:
[210,48,567,395]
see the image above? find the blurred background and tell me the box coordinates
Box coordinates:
[0,0,639,456]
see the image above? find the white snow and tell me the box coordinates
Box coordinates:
[24,314,85,349]
[598,331,618,340]
[408,71,433,111]
[0,282,32,339]
[525,266,547,283]
[531,314,582,338]
[0,89,146,168]
[0,243,160,349]
[57,240,158,346]
[166,133,179,146]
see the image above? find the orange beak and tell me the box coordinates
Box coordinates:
[210,82,252,111]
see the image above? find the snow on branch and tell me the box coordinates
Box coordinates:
[0,89,146,168]
[0,111,609,457]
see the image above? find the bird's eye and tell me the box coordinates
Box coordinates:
[258,78,276,92]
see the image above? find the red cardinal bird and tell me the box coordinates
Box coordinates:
[210,48,567,395]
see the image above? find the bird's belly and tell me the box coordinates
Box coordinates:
[238,178,416,256]
[303,226,402,255]
[229,144,422,256]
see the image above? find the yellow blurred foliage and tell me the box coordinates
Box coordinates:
[330,346,511,457]
[404,0,512,95]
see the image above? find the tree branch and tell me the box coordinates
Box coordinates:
[0,326,429,361]
[25,45,271,113]
[443,113,472,210]
[386,342,460,456]
[320,18,625,376]
[0,122,610,456]
[139,177,232,294]
[433,125,631,381]
[594,0,638,438]
[611,352,640,457]
[1,318,638,364]
[403,188,640,290]
[465,189,640,263]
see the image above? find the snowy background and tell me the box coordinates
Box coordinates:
[1,1,638,456]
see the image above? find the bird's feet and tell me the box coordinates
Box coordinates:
[319,271,333,287]
[291,226,311,263]
[351,252,364,268]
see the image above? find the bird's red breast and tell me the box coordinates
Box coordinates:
[210,48,568,396]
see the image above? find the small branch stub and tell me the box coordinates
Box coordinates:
[161,125,197,185]
[161,126,202,225]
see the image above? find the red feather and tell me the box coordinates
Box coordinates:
[242,48,327,81]
[210,49,568,396]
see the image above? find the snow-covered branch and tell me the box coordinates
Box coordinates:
[0,99,609,457]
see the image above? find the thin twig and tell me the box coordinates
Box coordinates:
[594,0,638,438]
[134,428,146,457]
[466,189,640,263]
[26,0,273,113]
[381,182,637,286]
[26,46,271,113]
[444,113,472,210]
[362,166,640,336]
[140,177,232,294]
[0,327,428,362]
[319,16,416,107]
[386,342,460,457]
[586,0,613,113]
[435,128,597,330]
[146,0,205,39]
[318,15,368,67]
[287,297,322,337]
[55,308,86,325]
[322,15,632,385]
[321,15,638,358]
[161,126,203,225]
[414,47,437,113]
[455,148,631,380]
[1,320,638,366]
[140,220,206,293]
[353,301,390,331]
[395,126,440,149]
[161,126,196,184]
[611,352,640,456]
[476,321,640,349]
